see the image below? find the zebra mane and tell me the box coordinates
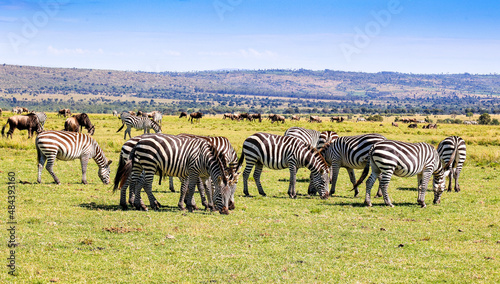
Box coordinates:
[305,142,329,170]
[318,141,333,155]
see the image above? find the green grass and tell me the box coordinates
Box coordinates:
[1,113,499,283]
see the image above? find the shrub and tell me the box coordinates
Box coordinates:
[367,114,383,122]
[478,113,491,125]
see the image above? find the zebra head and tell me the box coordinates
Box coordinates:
[308,147,330,199]
[151,120,162,133]
[209,150,235,214]
[433,146,458,205]
[98,160,113,184]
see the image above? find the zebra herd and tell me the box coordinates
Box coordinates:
[31,114,466,213]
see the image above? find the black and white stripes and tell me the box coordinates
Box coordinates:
[284,127,338,150]
[117,113,161,139]
[238,132,330,199]
[36,130,112,185]
[437,136,467,192]
[364,140,454,207]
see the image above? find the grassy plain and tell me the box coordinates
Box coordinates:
[1,113,499,283]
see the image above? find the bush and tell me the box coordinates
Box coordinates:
[478,113,491,125]
[367,114,384,122]
[491,118,500,125]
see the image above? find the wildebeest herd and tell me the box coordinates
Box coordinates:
[1,110,467,214]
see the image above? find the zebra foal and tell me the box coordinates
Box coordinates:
[437,136,466,192]
[238,132,330,199]
[364,140,456,208]
[36,131,112,184]
[116,113,161,139]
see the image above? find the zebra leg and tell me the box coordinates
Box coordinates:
[202,178,215,211]
[447,170,453,192]
[80,154,90,184]
[307,172,317,195]
[178,178,188,210]
[329,160,341,195]
[242,162,254,196]
[253,163,266,197]
[124,126,131,140]
[196,178,209,210]
[418,169,433,207]
[141,172,159,211]
[378,170,395,207]
[288,164,297,198]
[45,157,61,184]
[454,167,462,192]
[37,151,46,183]
[347,168,359,197]
[169,176,175,192]
[132,172,148,211]
[364,164,380,206]
[185,175,199,212]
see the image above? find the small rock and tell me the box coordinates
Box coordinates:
[166,234,175,239]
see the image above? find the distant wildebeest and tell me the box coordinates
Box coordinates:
[291,115,300,121]
[189,112,203,123]
[152,111,162,125]
[64,113,95,135]
[112,110,118,117]
[12,107,22,114]
[137,110,148,117]
[273,115,286,124]
[251,113,262,122]
[356,117,367,122]
[423,123,437,129]
[408,123,418,128]
[330,116,344,123]
[232,113,241,121]
[57,109,71,117]
[179,111,188,118]
[239,113,252,121]
[223,113,232,119]
[2,113,42,138]
[21,107,29,113]
[392,122,399,127]
[309,116,322,123]
[32,112,47,130]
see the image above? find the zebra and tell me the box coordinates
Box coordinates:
[437,136,467,192]
[33,112,47,130]
[173,134,240,211]
[284,127,339,150]
[364,140,456,208]
[36,131,112,185]
[116,114,161,139]
[115,134,236,214]
[313,134,386,197]
[112,110,118,117]
[113,133,165,210]
[238,132,330,199]
[152,112,162,125]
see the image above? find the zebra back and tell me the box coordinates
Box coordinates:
[321,133,386,168]
[284,127,321,148]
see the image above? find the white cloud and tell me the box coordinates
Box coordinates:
[0,16,18,22]
[47,45,104,56]
[198,48,276,59]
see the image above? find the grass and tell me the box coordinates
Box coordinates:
[1,113,499,283]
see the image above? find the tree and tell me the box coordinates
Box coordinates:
[478,113,491,125]
[466,112,473,117]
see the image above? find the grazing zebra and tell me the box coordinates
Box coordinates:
[238,132,330,199]
[437,136,467,192]
[36,131,112,185]
[364,140,456,207]
[315,133,386,197]
[116,134,235,214]
[116,115,161,139]
[152,112,162,125]
[33,112,47,130]
[284,127,339,150]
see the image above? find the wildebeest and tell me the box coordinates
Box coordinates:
[64,113,95,135]
[272,115,285,124]
[250,113,262,122]
[57,109,71,117]
[2,113,42,138]
[309,116,322,123]
[179,111,188,118]
[291,115,300,121]
[12,107,22,114]
[423,123,437,129]
[408,123,418,128]
[152,111,162,125]
[330,116,344,123]
[189,112,203,123]
[392,122,399,127]
[239,113,253,121]
[223,113,232,120]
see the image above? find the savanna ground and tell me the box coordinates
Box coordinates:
[1,112,499,283]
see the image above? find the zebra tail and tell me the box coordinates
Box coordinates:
[237,150,245,170]
[116,123,125,133]
[117,160,133,192]
[112,155,127,192]
[444,145,459,171]
[352,162,370,190]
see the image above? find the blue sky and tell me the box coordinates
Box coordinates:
[0,0,499,74]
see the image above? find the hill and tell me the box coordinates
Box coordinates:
[0,64,499,115]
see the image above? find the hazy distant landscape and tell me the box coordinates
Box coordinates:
[1,64,499,115]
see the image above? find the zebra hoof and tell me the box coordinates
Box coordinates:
[353,189,359,197]
[219,207,229,215]
[120,203,128,210]
[154,200,162,208]
[364,201,372,207]
[187,205,195,212]
[228,201,235,210]
[418,200,426,208]
[82,181,88,185]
